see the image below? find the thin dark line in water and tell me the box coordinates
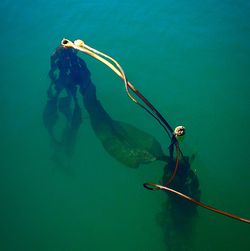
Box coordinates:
[143,182,250,224]
[61,38,250,225]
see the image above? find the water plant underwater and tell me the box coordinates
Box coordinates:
[59,38,250,225]
[44,45,168,169]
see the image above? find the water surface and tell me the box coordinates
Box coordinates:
[1,1,250,250]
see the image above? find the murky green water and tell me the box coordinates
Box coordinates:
[1,1,250,250]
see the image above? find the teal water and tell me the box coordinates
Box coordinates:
[1,1,250,250]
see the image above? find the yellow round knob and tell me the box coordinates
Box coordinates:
[74,39,85,48]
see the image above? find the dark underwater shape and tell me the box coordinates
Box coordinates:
[83,85,167,168]
[58,96,72,122]
[100,120,167,168]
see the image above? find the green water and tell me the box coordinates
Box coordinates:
[1,1,250,250]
